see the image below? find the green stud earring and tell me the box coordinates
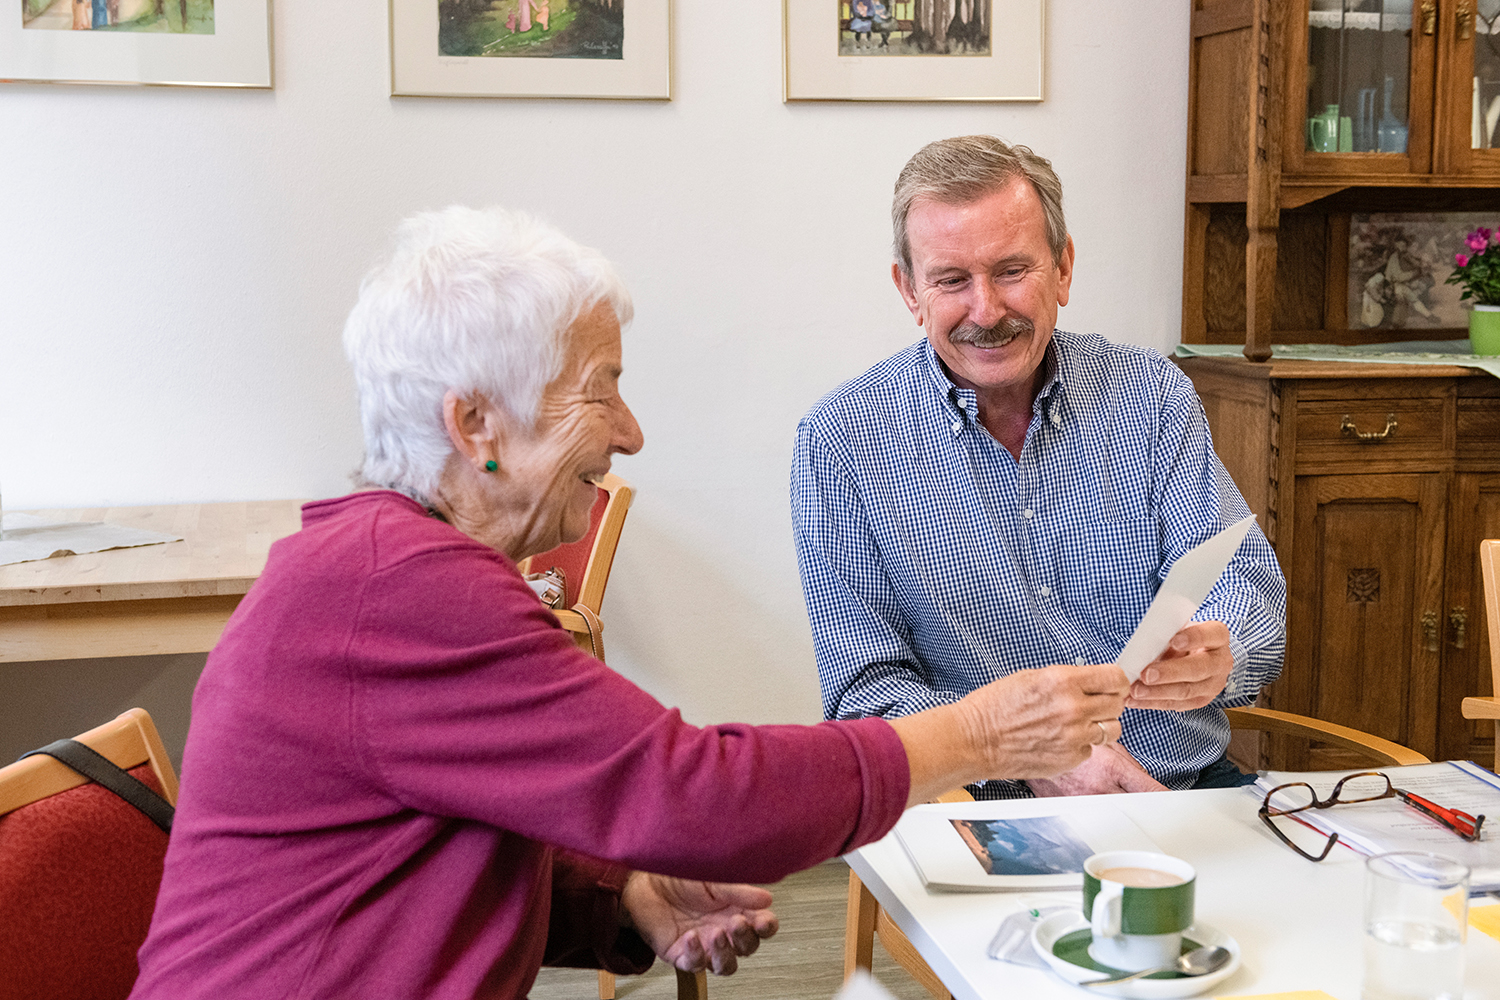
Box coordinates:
[484,460,497,472]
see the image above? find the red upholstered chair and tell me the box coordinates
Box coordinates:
[517,472,634,661]
[0,708,178,1000]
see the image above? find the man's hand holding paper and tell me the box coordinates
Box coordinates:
[1127,620,1236,712]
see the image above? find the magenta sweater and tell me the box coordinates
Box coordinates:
[128,492,909,999]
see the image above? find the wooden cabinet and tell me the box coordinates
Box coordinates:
[1185,0,1500,359]
[1179,356,1500,768]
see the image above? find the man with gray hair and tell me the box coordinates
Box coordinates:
[791,136,1287,798]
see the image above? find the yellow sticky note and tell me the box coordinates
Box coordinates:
[1216,993,1340,1000]
[1471,902,1500,942]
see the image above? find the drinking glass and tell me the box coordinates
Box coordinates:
[1362,852,1468,1000]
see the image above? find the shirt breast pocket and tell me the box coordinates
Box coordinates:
[1057,516,1162,645]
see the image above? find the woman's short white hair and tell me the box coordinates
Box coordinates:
[343,205,632,501]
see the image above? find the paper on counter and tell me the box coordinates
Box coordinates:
[0,512,182,567]
[1113,514,1256,683]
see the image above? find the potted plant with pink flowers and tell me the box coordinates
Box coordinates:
[1446,225,1500,354]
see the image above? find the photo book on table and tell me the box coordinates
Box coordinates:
[893,801,1161,892]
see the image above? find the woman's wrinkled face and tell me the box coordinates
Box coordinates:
[500,301,643,557]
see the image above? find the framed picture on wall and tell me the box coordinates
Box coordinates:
[2,0,272,88]
[390,0,670,100]
[784,0,1043,102]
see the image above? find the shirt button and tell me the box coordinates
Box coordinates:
[1039,585,1052,597]
[1050,412,1062,426]
[1023,508,1034,519]
[952,421,962,433]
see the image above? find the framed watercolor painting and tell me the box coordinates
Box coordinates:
[3,0,272,88]
[784,0,1043,102]
[390,0,670,99]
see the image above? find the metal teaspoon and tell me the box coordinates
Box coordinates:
[1083,945,1232,988]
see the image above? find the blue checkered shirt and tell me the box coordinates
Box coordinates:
[790,334,1286,798]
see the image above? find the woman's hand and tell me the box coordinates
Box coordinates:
[890,662,1130,805]
[619,873,779,975]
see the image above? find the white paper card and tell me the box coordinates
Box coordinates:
[1113,514,1256,683]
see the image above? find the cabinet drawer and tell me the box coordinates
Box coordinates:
[1459,397,1500,465]
[1294,399,1448,462]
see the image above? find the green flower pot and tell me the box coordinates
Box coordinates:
[1471,305,1500,356]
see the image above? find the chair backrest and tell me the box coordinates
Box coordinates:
[517,473,633,614]
[1482,539,1500,699]
[0,708,179,1000]
[1226,706,1429,767]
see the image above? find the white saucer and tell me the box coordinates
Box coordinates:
[1030,911,1242,998]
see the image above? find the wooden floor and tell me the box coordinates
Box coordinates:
[529,859,933,1000]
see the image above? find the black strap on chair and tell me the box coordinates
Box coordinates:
[21,739,174,834]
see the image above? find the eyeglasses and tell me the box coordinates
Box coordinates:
[1258,771,1486,862]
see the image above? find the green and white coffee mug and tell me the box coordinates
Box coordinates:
[1082,851,1197,971]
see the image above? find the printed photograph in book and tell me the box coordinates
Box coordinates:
[953,817,1093,877]
[839,0,989,57]
[439,0,623,59]
[22,0,214,33]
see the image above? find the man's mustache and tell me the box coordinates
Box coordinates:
[948,315,1034,348]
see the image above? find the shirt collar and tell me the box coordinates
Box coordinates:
[920,335,1067,432]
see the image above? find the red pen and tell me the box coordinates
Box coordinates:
[1393,788,1486,842]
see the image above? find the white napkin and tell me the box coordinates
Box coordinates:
[834,970,898,1000]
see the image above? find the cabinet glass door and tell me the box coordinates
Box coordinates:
[1470,1,1500,149]
[1436,0,1500,173]
[1290,0,1432,175]
[1307,1,1413,152]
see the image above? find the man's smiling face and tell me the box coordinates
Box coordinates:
[893,175,1074,401]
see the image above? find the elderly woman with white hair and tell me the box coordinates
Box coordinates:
[128,206,1129,1000]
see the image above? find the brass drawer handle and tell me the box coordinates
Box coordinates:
[1340,413,1399,442]
[1451,607,1468,649]
[1421,0,1436,34]
[1423,610,1440,652]
[1458,0,1475,40]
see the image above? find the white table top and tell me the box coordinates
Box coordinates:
[846,787,1500,1000]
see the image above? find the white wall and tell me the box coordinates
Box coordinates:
[0,1,1190,747]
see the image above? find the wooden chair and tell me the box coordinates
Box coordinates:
[0,708,179,1000]
[844,787,973,1000]
[842,709,1428,998]
[519,476,705,1000]
[1226,706,1430,767]
[1464,538,1500,772]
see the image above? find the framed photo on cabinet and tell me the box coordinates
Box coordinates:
[784,0,1043,102]
[3,0,272,88]
[391,0,670,100]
